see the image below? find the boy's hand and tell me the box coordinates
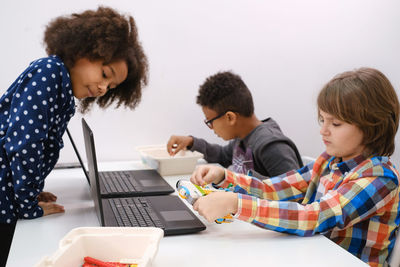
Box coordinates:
[190,165,225,186]
[167,135,194,156]
[193,191,238,223]
[38,202,65,216]
[37,191,57,202]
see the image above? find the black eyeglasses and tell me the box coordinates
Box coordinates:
[204,112,226,129]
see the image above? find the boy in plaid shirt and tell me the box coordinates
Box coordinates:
[190,68,400,266]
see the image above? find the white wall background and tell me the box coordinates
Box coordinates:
[1,0,400,166]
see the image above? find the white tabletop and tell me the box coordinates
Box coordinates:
[7,161,367,267]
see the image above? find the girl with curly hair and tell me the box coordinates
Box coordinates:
[0,6,148,265]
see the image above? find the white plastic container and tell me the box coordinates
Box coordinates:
[35,227,164,267]
[137,145,203,176]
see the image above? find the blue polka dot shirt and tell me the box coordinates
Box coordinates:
[0,56,75,224]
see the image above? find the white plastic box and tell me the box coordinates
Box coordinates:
[137,145,203,176]
[35,227,163,267]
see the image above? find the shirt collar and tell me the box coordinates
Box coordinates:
[328,154,367,175]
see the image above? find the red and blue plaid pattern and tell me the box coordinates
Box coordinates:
[220,152,400,266]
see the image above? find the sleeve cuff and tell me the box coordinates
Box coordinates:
[233,193,259,222]
[213,168,235,189]
[18,203,44,219]
[188,135,197,151]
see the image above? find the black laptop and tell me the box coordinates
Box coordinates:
[81,118,206,235]
[80,118,174,198]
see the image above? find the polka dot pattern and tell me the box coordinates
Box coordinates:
[0,56,75,223]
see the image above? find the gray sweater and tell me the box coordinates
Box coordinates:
[190,118,302,178]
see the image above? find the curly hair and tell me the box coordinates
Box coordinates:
[317,67,400,157]
[196,71,254,117]
[43,6,148,113]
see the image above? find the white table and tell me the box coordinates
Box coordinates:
[7,161,368,266]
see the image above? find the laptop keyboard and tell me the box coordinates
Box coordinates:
[108,197,164,228]
[100,171,143,193]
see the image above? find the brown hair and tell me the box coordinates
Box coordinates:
[317,67,399,157]
[43,6,148,113]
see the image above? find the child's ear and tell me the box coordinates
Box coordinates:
[225,111,238,125]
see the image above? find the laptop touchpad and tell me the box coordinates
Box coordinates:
[160,210,195,221]
[139,179,166,186]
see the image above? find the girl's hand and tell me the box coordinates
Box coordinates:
[193,191,238,223]
[190,165,225,186]
[37,191,57,202]
[38,202,65,216]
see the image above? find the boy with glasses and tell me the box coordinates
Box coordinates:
[167,71,302,178]
[189,68,400,266]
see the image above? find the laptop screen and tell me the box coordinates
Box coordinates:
[66,128,90,185]
[81,118,104,225]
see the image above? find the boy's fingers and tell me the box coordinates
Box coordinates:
[190,176,198,185]
[193,199,199,211]
[174,144,186,154]
[191,169,204,185]
[166,139,175,154]
[203,172,214,185]
[200,166,218,185]
[167,137,185,156]
[167,136,179,152]
[199,167,211,185]
[191,172,201,185]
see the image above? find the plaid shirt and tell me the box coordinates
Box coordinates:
[220,152,400,266]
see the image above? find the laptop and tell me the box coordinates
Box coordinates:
[78,118,174,198]
[81,118,206,235]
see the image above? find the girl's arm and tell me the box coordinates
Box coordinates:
[4,57,73,219]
